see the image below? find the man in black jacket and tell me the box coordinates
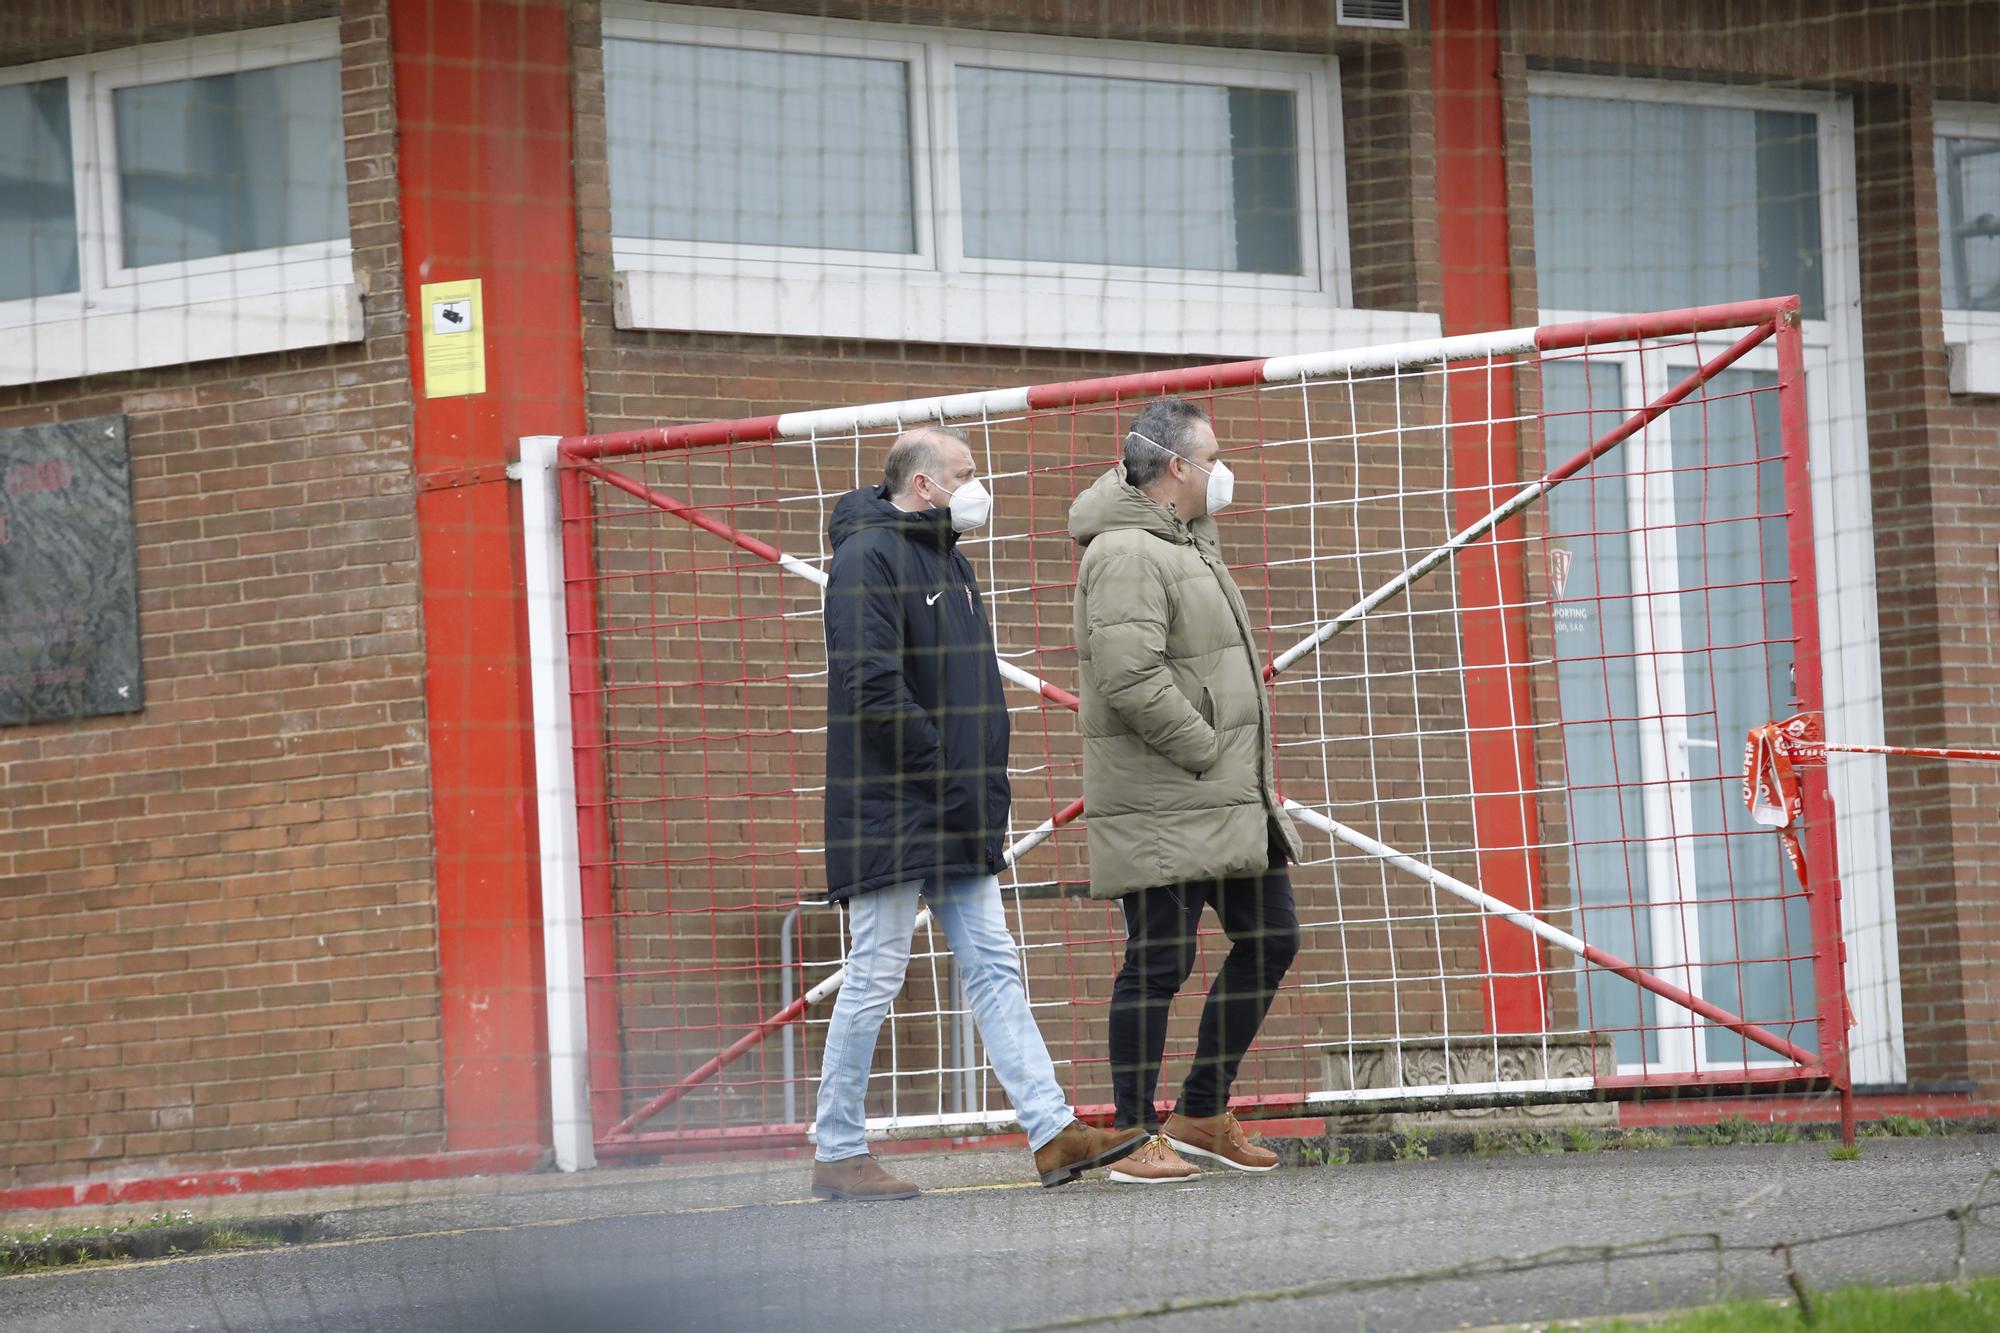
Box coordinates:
[812,425,1144,1201]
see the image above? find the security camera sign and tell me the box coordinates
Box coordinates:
[420,279,487,398]
[432,299,473,335]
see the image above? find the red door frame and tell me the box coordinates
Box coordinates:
[1432,0,1549,1032]
[391,0,587,1149]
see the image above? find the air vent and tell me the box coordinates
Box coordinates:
[1337,0,1411,28]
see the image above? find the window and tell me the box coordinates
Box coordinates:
[1937,110,2000,313]
[1935,105,2000,394]
[0,22,359,387]
[0,79,78,305]
[1529,94,1824,319]
[954,67,1302,275]
[606,40,916,256]
[113,59,347,270]
[602,4,1435,356]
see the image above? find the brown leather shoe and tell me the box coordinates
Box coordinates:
[1032,1121,1148,1187]
[1163,1111,1279,1173]
[1108,1134,1202,1185]
[811,1155,920,1201]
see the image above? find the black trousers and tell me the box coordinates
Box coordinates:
[1108,826,1300,1131]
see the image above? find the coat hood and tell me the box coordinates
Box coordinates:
[828,484,957,552]
[1067,464,1217,549]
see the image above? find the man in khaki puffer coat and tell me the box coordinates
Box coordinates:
[1070,397,1305,1184]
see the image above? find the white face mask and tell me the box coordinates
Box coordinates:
[1196,457,1235,516]
[1131,431,1234,517]
[923,473,993,533]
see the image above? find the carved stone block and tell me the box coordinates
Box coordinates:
[1322,1034,1618,1130]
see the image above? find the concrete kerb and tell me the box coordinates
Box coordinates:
[0,1150,792,1239]
[1279,1114,2000,1166]
[1,1214,322,1272]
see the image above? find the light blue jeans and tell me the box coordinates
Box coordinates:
[814,874,1075,1161]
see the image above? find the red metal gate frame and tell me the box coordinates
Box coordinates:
[548,299,1854,1157]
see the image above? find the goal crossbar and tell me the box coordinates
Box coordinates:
[561,297,1792,464]
[558,298,1830,1146]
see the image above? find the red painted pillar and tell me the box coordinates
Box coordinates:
[391,0,587,1147]
[1432,0,1548,1032]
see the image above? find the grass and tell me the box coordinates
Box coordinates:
[1603,1276,2000,1330]
[1392,1130,1432,1162]
[1828,1144,1864,1162]
[1335,1116,1887,1167]
[1682,1115,1802,1149]
[202,1227,276,1253]
[0,1210,306,1273]
[1297,1143,1352,1167]
[0,1211,195,1251]
[1464,1126,1682,1157]
[1463,1119,1809,1158]
[1874,1114,1935,1139]
[1565,1126,1603,1153]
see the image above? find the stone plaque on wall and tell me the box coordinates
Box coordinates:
[0,416,143,726]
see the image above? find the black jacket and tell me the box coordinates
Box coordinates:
[822,486,1011,901]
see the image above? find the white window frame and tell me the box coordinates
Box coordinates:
[1530,72,1903,1086]
[933,39,1339,297]
[603,2,1439,356]
[1934,103,2000,394]
[0,19,361,387]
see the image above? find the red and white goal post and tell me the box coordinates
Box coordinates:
[518,296,1990,1173]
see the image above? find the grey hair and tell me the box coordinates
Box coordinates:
[882,424,971,499]
[1120,399,1212,489]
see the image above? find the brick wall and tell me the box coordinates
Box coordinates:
[1343,41,1440,313]
[1853,83,2000,1089]
[0,0,337,59]
[0,0,444,1186]
[1509,0,1998,90]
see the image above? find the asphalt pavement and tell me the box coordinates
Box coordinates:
[3,1135,1997,1332]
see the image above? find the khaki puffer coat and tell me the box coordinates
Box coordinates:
[1069,466,1302,898]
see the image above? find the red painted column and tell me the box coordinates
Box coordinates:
[391,0,587,1147]
[1432,0,1548,1032]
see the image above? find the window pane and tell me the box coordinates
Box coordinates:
[0,78,79,302]
[606,39,914,254]
[1543,360,1658,1068]
[1937,133,2000,312]
[1530,96,1823,319]
[115,58,347,268]
[1662,370,1812,1065]
[957,66,1303,275]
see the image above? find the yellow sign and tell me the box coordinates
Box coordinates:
[420,278,486,398]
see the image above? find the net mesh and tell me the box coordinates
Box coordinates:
[22,4,2000,1326]
[560,316,1834,1151]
